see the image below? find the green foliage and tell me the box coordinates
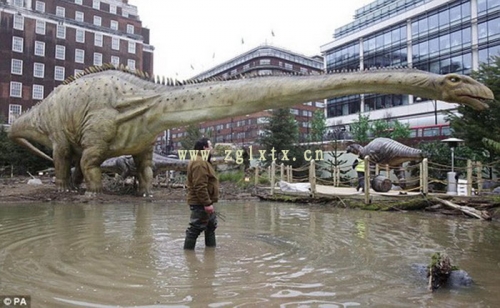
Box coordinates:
[390,120,411,140]
[447,55,500,171]
[259,108,302,167]
[350,113,370,143]
[0,127,52,176]
[371,119,391,138]
[310,109,327,142]
[180,123,202,150]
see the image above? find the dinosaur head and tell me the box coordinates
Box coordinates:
[346,144,363,156]
[436,73,494,110]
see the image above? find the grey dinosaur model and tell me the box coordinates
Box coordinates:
[346,138,425,188]
[8,65,494,196]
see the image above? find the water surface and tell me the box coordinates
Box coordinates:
[0,201,499,307]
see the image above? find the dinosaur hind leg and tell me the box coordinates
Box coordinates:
[133,150,154,197]
[80,148,105,195]
[53,143,73,192]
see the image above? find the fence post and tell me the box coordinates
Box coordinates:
[375,164,380,175]
[287,165,292,182]
[270,161,276,195]
[254,165,259,186]
[310,160,316,197]
[280,163,285,182]
[467,160,473,196]
[422,158,428,195]
[364,156,370,204]
[476,161,483,194]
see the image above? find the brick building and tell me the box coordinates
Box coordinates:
[167,45,325,152]
[0,0,154,124]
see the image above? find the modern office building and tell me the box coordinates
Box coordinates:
[0,0,154,124]
[321,0,499,138]
[168,45,325,152]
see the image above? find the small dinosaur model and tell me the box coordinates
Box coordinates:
[8,65,494,196]
[346,138,425,188]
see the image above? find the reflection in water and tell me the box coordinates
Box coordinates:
[0,202,499,307]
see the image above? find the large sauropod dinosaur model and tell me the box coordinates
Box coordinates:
[346,138,425,188]
[8,65,494,196]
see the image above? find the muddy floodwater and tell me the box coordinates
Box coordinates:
[0,201,499,307]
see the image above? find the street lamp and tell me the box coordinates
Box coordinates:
[442,137,463,195]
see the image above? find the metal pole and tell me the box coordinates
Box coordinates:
[451,147,455,173]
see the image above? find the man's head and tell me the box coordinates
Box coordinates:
[194,138,212,151]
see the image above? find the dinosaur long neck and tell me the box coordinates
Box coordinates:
[146,69,441,135]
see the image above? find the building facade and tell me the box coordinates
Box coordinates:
[0,0,154,124]
[167,45,325,152]
[321,0,500,134]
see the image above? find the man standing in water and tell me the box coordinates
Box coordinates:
[183,138,219,250]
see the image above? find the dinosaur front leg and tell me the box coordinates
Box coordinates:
[80,149,105,195]
[395,166,406,189]
[133,150,154,197]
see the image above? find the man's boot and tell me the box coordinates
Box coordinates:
[183,236,197,250]
[205,232,216,248]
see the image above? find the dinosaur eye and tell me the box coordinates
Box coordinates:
[449,76,460,83]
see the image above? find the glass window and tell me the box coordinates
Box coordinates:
[75,0,83,4]
[8,104,22,124]
[12,36,23,53]
[418,18,428,33]
[478,0,487,12]
[56,6,65,17]
[127,59,136,71]
[55,45,65,60]
[13,15,24,30]
[111,56,120,67]
[74,69,84,77]
[128,41,136,54]
[449,5,462,23]
[419,41,429,56]
[75,49,85,63]
[439,33,450,50]
[94,33,103,47]
[461,2,471,18]
[32,85,44,100]
[75,11,84,22]
[488,17,500,37]
[428,13,439,30]
[438,10,449,27]
[11,59,22,75]
[112,37,120,50]
[110,5,117,14]
[10,83,22,98]
[462,27,471,45]
[110,20,118,30]
[94,16,102,26]
[34,41,45,56]
[35,1,45,12]
[35,20,45,35]
[54,66,65,81]
[34,63,45,78]
[127,24,134,34]
[76,29,85,43]
[429,37,439,54]
[93,0,100,9]
[56,24,66,39]
[93,53,102,66]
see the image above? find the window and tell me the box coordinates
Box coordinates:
[13,0,24,7]
[111,56,120,67]
[34,41,45,56]
[260,59,271,65]
[128,41,136,54]
[13,14,24,30]
[127,59,136,71]
[74,69,84,77]
[75,0,83,4]
[110,20,118,30]
[93,16,102,26]
[93,52,102,66]
[8,104,22,124]
[32,85,44,100]
[75,11,84,22]
[76,29,85,43]
[36,20,46,35]
[34,63,45,78]
[11,59,23,75]
[54,66,65,81]
[10,82,22,98]
[110,5,117,14]
[12,36,23,53]
[75,49,85,63]
[56,24,66,38]
[93,0,100,9]
[126,24,134,34]
[55,45,65,60]
[56,6,65,17]
[112,37,120,50]
[35,1,45,12]
[94,33,103,47]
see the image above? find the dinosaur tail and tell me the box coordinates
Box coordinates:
[12,137,53,162]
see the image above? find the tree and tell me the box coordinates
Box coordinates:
[259,108,300,167]
[180,123,202,150]
[390,120,411,140]
[310,109,327,142]
[447,56,500,169]
[350,113,370,143]
[371,119,391,138]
